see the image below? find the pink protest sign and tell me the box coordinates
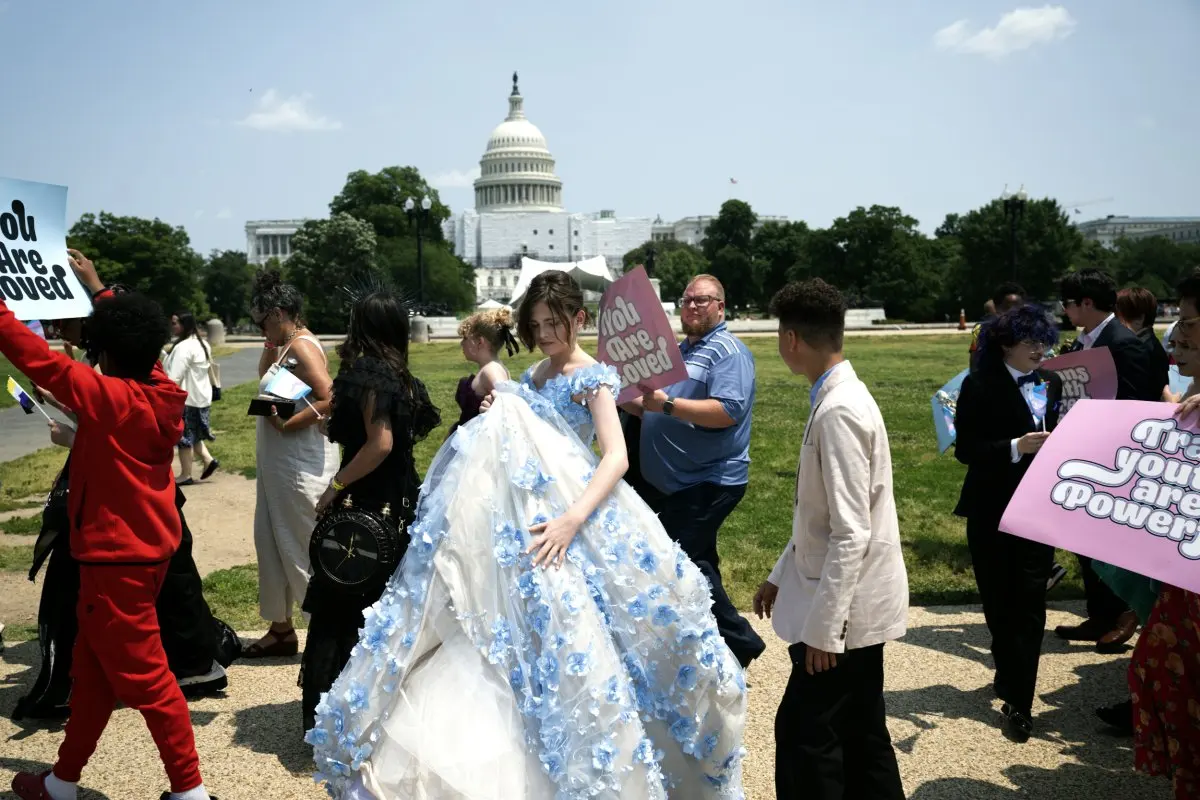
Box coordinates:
[1042,347,1117,413]
[596,266,688,404]
[1000,400,1200,594]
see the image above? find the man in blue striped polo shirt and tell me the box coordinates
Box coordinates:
[625,274,766,668]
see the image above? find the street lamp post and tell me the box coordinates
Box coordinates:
[1001,185,1028,281]
[404,196,433,305]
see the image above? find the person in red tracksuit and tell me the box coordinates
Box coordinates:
[1,251,216,800]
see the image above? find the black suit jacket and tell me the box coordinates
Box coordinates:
[1067,319,1161,401]
[953,359,1064,525]
[1137,326,1170,400]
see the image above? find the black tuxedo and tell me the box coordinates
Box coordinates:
[1064,318,1163,624]
[954,359,1063,716]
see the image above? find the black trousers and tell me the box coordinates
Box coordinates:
[645,482,766,668]
[966,517,1054,715]
[774,642,904,800]
[1076,553,1130,625]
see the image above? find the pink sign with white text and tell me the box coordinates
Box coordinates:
[1041,347,1118,413]
[596,266,688,404]
[1000,400,1200,594]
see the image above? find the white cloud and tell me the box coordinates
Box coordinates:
[430,167,482,189]
[934,5,1076,58]
[216,208,232,220]
[237,89,342,133]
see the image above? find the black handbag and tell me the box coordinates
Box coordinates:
[309,493,412,596]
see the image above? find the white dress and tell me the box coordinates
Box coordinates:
[253,335,339,622]
[308,363,748,799]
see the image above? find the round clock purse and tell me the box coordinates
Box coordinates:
[309,495,411,595]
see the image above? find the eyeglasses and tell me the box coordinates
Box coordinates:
[679,295,720,308]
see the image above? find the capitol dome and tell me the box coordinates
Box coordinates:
[474,73,563,212]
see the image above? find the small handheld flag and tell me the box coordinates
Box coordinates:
[7,376,52,422]
[264,369,313,401]
[1028,383,1050,430]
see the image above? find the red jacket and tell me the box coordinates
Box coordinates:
[0,291,186,563]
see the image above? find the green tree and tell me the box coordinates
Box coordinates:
[621,240,709,303]
[1111,236,1197,299]
[331,166,451,242]
[751,220,810,306]
[329,166,474,309]
[806,206,942,320]
[67,212,206,316]
[284,213,379,332]
[954,198,1082,312]
[202,249,254,327]
[702,200,758,308]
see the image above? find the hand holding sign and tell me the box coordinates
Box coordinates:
[596,266,688,404]
[0,178,92,321]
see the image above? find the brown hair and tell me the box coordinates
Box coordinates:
[516,270,591,351]
[458,307,520,357]
[1116,287,1158,331]
[687,273,726,301]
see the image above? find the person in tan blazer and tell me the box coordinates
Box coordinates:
[754,279,908,800]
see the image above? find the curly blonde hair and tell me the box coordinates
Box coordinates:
[458,307,520,357]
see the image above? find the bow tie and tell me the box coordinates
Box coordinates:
[1016,374,1038,387]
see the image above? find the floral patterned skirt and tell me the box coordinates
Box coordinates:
[1130,586,1200,798]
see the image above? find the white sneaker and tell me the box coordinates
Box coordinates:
[177,661,227,698]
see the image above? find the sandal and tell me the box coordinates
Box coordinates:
[242,629,298,659]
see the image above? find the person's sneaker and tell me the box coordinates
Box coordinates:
[1046,563,1068,592]
[11,771,52,799]
[159,793,220,800]
[177,661,228,699]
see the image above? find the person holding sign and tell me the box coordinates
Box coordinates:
[0,252,216,800]
[952,304,1064,743]
[1056,268,1163,651]
[624,274,766,669]
[753,279,907,800]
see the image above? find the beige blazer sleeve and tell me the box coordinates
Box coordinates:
[800,402,875,653]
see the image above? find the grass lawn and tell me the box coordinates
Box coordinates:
[0,334,1088,633]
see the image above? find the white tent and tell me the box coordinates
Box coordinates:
[509,255,613,307]
[476,298,506,310]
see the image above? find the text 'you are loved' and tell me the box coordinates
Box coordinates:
[599,296,677,386]
[1053,418,1200,559]
[0,200,76,304]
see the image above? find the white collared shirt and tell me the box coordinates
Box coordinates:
[1005,363,1040,463]
[1078,313,1116,350]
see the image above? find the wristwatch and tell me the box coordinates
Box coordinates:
[663,397,676,416]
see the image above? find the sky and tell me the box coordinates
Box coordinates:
[1,1,1196,255]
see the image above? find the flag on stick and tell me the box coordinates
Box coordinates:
[7,376,52,422]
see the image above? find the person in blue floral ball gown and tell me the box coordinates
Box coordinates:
[308,270,748,799]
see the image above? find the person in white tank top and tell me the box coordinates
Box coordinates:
[242,270,339,659]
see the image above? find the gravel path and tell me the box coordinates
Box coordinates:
[0,604,1161,799]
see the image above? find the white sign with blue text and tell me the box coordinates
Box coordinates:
[0,177,92,321]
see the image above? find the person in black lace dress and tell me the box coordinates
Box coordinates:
[299,289,440,732]
[446,307,520,438]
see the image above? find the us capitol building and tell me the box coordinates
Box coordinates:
[247,73,786,305]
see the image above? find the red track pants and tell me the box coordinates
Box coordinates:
[53,562,203,793]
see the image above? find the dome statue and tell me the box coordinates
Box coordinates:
[473,73,563,212]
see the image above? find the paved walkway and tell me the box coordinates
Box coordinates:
[0,349,263,464]
[0,606,1161,800]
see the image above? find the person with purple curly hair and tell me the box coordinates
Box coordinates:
[952,303,1064,743]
